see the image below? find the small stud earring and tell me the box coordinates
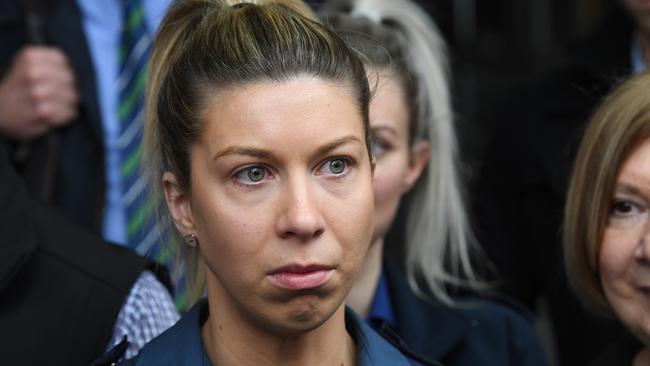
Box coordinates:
[184,234,198,248]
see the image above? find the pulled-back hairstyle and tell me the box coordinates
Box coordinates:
[321,0,483,304]
[564,71,650,314]
[144,0,370,305]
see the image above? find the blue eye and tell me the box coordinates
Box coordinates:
[370,138,390,158]
[320,158,349,176]
[235,165,267,184]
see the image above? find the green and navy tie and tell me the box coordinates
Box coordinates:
[118,0,186,308]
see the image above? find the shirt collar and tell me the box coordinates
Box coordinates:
[367,270,395,327]
[345,307,414,365]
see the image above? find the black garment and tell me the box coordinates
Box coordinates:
[590,333,642,366]
[381,262,547,366]
[0,0,105,232]
[0,146,166,366]
[472,8,632,366]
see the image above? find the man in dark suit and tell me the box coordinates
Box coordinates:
[473,3,648,365]
[0,4,180,364]
[0,0,105,232]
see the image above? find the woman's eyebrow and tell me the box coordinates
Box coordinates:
[313,135,364,157]
[211,135,363,162]
[615,182,650,198]
[212,146,276,161]
[371,125,398,137]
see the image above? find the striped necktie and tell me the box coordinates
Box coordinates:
[118,0,156,253]
[117,0,187,311]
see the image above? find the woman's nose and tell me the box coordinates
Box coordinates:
[275,175,325,242]
[636,223,650,261]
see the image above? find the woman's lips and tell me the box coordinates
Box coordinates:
[268,265,334,290]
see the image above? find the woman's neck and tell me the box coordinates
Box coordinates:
[346,237,384,318]
[202,282,356,366]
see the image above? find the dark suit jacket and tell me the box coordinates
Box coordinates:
[0,0,105,232]
[472,7,632,365]
[0,144,168,366]
[382,262,547,366]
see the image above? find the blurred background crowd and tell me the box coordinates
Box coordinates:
[1,0,648,365]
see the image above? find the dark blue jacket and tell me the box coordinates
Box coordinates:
[382,262,547,365]
[118,299,418,365]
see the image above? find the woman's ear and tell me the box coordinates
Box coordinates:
[403,140,430,192]
[162,172,195,235]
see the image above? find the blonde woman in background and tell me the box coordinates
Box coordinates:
[322,0,547,364]
[565,71,650,366]
[106,0,427,364]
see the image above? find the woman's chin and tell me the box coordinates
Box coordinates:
[260,296,343,336]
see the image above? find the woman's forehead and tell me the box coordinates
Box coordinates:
[196,77,366,159]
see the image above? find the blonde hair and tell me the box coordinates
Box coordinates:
[564,71,650,314]
[145,0,370,306]
[322,0,483,305]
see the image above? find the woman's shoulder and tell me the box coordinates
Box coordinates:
[455,294,535,329]
[383,263,546,365]
[436,296,548,365]
[385,261,537,339]
[453,295,537,337]
[399,294,548,366]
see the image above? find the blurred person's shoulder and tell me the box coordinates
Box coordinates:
[451,295,548,365]
[384,262,547,365]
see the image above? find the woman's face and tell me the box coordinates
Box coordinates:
[165,76,374,335]
[601,138,650,345]
[369,70,428,243]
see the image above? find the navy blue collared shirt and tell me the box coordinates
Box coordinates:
[119,299,414,365]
